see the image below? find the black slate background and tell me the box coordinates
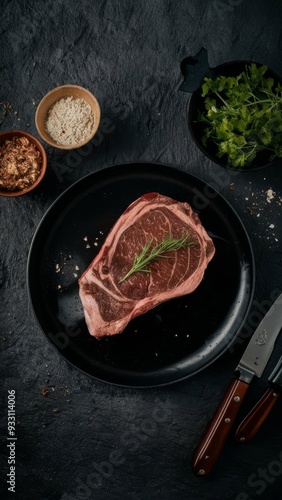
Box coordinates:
[1,1,282,499]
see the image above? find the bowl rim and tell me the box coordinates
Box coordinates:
[35,84,101,150]
[0,129,47,197]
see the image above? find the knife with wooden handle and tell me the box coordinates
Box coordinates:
[192,292,282,476]
[235,355,282,443]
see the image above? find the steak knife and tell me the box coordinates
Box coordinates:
[192,292,282,476]
[235,355,282,443]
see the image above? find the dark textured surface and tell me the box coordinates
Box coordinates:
[1,1,282,499]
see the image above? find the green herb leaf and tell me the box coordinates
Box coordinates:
[197,64,282,167]
[119,232,194,283]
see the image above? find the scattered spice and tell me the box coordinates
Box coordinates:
[0,101,20,125]
[243,182,280,246]
[0,136,41,191]
[247,203,258,215]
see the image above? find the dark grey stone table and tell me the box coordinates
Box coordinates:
[1,1,282,499]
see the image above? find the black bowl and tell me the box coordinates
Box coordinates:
[186,60,282,171]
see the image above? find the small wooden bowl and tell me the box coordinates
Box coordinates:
[0,130,47,197]
[35,85,101,150]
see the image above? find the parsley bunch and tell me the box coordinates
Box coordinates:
[197,64,282,167]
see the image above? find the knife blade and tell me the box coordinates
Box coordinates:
[235,355,282,443]
[192,292,282,476]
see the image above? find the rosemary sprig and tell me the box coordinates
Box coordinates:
[119,232,193,283]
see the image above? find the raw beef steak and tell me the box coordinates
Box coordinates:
[79,192,215,338]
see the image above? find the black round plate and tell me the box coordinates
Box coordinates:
[27,163,255,387]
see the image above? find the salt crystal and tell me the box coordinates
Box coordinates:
[266,189,275,203]
[45,96,95,147]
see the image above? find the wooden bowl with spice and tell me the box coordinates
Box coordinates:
[35,85,101,150]
[0,130,47,197]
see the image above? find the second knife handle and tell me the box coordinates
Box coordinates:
[235,388,280,443]
[192,378,249,476]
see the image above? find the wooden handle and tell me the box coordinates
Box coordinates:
[192,378,249,476]
[235,388,280,443]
